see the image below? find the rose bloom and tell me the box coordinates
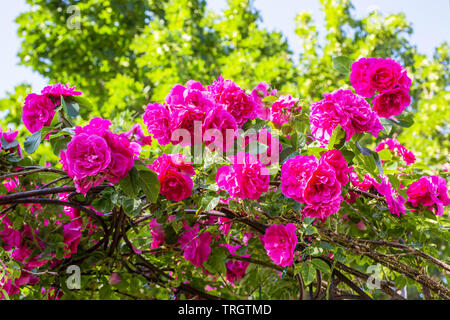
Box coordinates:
[374,176,406,217]
[373,86,411,118]
[149,218,165,250]
[150,154,195,201]
[203,105,237,151]
[22,93,55,133]
[41,83,82,104]
[310,89,382,144]
[407,176,450,216]
[375,138,416,165]
[280,155,318,203]
[178,225,211,268]
[103,131,135,183]
[367,58,405,93]
[262,224,298,267]
[216,153,270,200]
[143,103,172,145]
[207,75,257,128]
[270,95,301,126]
[61,133,111,180]
[350,57,377,97]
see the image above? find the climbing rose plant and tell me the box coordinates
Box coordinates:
[0,57,449,300]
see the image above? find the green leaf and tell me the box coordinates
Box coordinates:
[1,137,19,149]
[119,167,140,197]
[328,125,346,150]
[204,247,227,274]
[262,95,278,103]
[305,225,317,235]
[246,140,268,155]
[70,95,93,110]
[332,56,353,76]
[200,195,220,212]
[122,198,142,217]
[138,169,160,203]
[50,135,71,155]
[300,262,316,285]
[392,113,414,128]
[378,148,392,161]
[65,101,80,118]
[311,259,331,274]
[24,130,41,154]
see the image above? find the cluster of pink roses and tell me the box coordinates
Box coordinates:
[0,183,84,298]
[375,138,416,165]
[149,154,195,201]
[22,83,82,133]
[143,77,298,152]
[281,150,349,220]
[216,153,270,200]
[143,77,246,150]
[310,89,383,144]
[351,58,411,118]
[60,117,135,194]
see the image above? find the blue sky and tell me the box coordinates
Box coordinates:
[1,0,449,98]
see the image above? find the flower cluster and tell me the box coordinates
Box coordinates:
[281,150,349,220]
[350,58,411,118]
[407,176,450,216]
[22,83,82,133]
[375,138,416,165]
[0,182,86,298]
[150,154,195,201]
[216,153,270,200]
[60,117,135,194]
[144,76,258,149]
[310,89,383,144]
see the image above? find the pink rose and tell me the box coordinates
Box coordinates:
[150,154,195,201]
[178,225,211,268]
[303,161,342,206]
[280,155,318,203]
[350,58,377,97]
[41,83,82,105]
[367,58,404,93]
[270,95,301,126]
[203,105,237,151]
[251,81,276,121]
[373,87,411,118]
[62,133,111,179]
[407,176,450,216]
[262,224,298,267]
[310,89,382,144]
[143,103,172,145]
[216,153,270,200]
[22,93,55,133]
[207,76,257,128]
[149,218,165,249]
[374,176,406,217]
